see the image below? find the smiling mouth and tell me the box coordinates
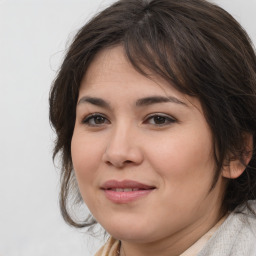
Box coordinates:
[106,188,153,192]
[101,180,156,203]
[101,180,156,191]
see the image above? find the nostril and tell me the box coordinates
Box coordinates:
[124,160,133,164]
[105,159,134,168]
[106,160,113,166]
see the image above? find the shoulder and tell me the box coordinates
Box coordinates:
[198,200,256,256]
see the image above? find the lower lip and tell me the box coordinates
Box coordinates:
[103,189,154,204]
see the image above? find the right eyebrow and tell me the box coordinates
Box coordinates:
[77,96,111,110]
[135,95,188,107]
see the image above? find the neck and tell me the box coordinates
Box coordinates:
[119,211,226,256]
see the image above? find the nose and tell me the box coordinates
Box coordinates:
[102,125,144,168]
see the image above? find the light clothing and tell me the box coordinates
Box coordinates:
[198,202,256,256]
[95,201,256,256]
[95,237,120,256]
[180,215,226,256]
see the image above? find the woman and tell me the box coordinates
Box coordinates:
[49,0,256,255]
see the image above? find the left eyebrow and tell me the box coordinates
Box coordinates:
[136,96,188,107]
[77,96,111,109]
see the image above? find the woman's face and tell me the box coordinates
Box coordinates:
[71,45,226,252]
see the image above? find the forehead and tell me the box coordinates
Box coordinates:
[82,45,147,86]
[79,45,201,111]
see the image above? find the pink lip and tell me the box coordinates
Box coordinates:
[101,179,156,204]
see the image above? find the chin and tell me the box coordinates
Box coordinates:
[109,229,153,243]
[101,219,157,243]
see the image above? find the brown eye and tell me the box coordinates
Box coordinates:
[82,114,110,126]
[153,116,167,124]
[145,114,176,126]
[94,116,106,124]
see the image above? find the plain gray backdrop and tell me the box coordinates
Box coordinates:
[0,0,255,255]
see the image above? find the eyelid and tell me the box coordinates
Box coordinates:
[81,112,110,126]
[143,113,177,125]
[80,112,176,127]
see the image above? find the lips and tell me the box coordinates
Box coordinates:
[101,180,156,203]
[110,188,141,192]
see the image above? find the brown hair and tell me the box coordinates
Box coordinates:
[49,0,256,228]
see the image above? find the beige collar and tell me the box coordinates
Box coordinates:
[95,215,227,256]
[180,215,227,256]
[94,237,120,256]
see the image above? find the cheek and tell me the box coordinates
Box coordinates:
[147,126,215,189]
[145,131,216,220]
[71,132,107,214]
[71,131,104,190]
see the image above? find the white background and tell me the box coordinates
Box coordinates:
[0,0,255,255]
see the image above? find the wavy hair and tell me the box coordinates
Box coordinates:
[49,0,256,228]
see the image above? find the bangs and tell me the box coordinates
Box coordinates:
[120,0,229,100]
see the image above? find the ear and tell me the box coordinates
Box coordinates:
[222,133,253,179]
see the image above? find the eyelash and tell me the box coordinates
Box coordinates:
[81,113,176,127]
[82,113,110,126]
[144,113,176,126]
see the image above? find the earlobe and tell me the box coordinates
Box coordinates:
[222,133,253,179]
[222,159,248,179]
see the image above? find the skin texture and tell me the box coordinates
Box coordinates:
[71,45,228,256]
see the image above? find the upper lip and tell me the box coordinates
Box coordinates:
[101,179,156,190]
